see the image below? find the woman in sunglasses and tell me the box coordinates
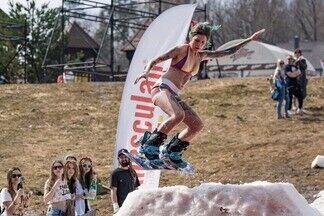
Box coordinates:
[273,59,290,119]
[75,157,97,215]
[43,160,72,216]
[0,167,32,216]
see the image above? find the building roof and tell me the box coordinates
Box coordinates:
[67,22,99,50]
[277,41,324,70]
[207,39,316,72]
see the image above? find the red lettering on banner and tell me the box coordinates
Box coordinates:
[151,65,163,72]
[135,104,154,119]
[148,72,162,79]
[130,135,138,148]
[128,64,166,184]
[140,80,155,94]
[130,95,152,104]
[133,120,152,133]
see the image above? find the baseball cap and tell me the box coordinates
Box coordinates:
[118,149,129,157]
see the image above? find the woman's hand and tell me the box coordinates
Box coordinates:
[17,188,24,197]
[134,72,148,84]
[23,191,32,207]
[13,188,24,205]
[249,29,265,41]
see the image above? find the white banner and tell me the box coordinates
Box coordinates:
[321,60,324,75]
[114,4,196,189]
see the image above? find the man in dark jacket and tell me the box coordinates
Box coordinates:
[285,55,303,115]
[294,49,307,99]
[294,49,308,114]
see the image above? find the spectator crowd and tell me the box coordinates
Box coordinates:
[1,155,98,216]
[271,48,308,119]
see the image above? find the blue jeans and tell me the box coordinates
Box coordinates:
[47,207,65,216]
[276,84,289,117]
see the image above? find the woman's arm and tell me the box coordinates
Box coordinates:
[22,191,32,208]
[201,29,265,60]
[286,70,301,78]
[43,180,60,204]
[134,45,182,84]
[3,189,24,214]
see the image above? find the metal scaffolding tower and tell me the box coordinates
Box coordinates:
[42,0,206,81]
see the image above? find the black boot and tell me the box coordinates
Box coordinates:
[138,129,167,160]
[160,134,189,169]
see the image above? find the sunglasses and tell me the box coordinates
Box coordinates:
[52,165,63,170]
[11,174,22,178]
[82,164,92,168]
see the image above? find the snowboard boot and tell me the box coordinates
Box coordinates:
[138,129,167,163]
[159,134,190,169]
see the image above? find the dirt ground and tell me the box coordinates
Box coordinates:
[0,77,323,215]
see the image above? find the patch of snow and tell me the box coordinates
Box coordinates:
[117,181,321,216]
[310,190,324,215]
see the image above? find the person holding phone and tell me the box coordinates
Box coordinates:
[43,160,72,216]
[0,167,32,216]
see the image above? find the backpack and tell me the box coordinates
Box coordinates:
[271,89,280,101]
[268,75,279,101]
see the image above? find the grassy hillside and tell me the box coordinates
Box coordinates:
[0,77,323,215]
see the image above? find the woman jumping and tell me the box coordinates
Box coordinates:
[134,22,265,170]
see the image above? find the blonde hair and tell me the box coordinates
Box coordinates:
[46,160,64,192]
[276,59,284,69]
[273,59,284,81]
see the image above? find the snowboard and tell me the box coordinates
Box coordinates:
[121,150,194,175]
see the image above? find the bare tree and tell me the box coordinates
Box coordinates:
[290,0,323,41]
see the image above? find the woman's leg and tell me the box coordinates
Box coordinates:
[154,90,186,134]
[295,88,304,109]
[159,100,203,169]
[277,90,284,119]
[139,89,185,161]
[177,101,203,142]
[284,86,290,116]
[287,86,294,111]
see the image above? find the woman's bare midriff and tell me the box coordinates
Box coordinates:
[162,66,192,90]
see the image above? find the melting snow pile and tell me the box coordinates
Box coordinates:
[311,190,324,215]
[117,181,321,216]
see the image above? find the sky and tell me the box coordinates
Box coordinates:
[0,0,111,14]
[1,0,61,14]
[0,0,209,15]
